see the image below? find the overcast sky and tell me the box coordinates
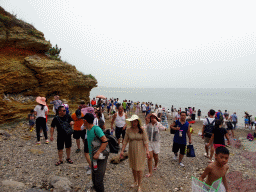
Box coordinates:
[2,0,256,88]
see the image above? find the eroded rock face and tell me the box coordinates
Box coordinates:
[0,7,97,124]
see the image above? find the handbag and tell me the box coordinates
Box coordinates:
[92,129,110,158]
[170,120,177,134]
[186,144,195,157]
[56,116,74,135]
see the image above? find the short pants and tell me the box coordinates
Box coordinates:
[29,120,35,126]
[149,141,160,154]
[213,144,225,150]
[57,134,72,150]
[73,130,86,140]
[172,142,186,155]
[204,137,213,146]
[115,126,126,140]
[84,139,89,153]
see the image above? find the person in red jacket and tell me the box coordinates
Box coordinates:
[91,98,96,107]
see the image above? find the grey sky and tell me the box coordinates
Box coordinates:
[2,0,256,88]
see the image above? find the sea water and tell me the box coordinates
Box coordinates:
[90,87,256,128]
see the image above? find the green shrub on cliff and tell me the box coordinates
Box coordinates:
[46,44,62,61]
[89,74,96,80]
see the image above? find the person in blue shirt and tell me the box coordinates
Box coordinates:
[170,111,192,167]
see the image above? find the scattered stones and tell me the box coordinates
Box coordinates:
[2,180,25,189]
[49,176,72,191]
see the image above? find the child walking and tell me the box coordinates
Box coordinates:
[199,146,230,192]
[207,119,230,162]
[28,110,35,132]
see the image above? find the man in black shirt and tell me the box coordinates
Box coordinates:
[50,106,74,166]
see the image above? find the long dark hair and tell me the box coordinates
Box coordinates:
[39,104,45,110]
[138,120,143,134]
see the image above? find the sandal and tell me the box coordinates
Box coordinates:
[66,158,73,164]
[153,166,157,170]
[204,153,209,158]
[145,173,152,178]
[55,160,63,166]
[130,183,138,188]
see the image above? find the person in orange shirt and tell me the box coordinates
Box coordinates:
[71,109,86,153]
[91,98,96,107]
[71,109,92,174]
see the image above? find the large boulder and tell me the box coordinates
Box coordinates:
[0,7,97,124]
[49,176,72,191]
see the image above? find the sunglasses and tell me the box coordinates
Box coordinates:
[62,110,66,112]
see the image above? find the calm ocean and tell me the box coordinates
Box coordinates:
[90,87,256,128]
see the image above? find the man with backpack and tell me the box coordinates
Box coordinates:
[202,109,215,163]
[83,113,108,192]
[50,106,74,166]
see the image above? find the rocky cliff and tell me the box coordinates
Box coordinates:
[0,7,97,124]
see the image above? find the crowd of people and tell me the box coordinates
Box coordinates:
[27,95,252,192]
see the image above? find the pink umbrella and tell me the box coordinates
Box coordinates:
[96,95,106,99]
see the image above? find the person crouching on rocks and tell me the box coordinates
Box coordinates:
[50,106,74,166]
[120,115,149,192]
[34,97,49,145]
[145,113,166,177]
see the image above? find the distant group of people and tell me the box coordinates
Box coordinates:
[28,95,237,192]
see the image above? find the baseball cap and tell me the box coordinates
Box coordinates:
[82,113,95,123]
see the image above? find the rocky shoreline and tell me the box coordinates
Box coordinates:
[1,111,256,192]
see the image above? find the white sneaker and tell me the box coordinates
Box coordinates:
[173,155,178,160]
[179,162,185,167]
[86,167,91,175]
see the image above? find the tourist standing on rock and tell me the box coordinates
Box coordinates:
[94,111,106,131]
[175,110,181,121]
[28,109,35,132]
[192,107,196,120]
[161,107,168,129]
[230,112,237,129]
[116,98,121,111]
[62,99,69,115]
[171,105,174,117]
[50,106,74,166]
[34,97,49,145]
[91,98,96,107]
[71,109,85,153]
[111,106,127,146]
[83,113,108,192]
[197,109,201,121]
[136,102,140,115]
[207,119,230,155]
[145,113,166,177]
[50,95,63,116]
[202,109,216,163]
[170,111,192,167]
[120,115,149,192]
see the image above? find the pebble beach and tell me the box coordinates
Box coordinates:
[1,109,256,192]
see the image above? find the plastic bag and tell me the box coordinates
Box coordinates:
[191,177,226,192]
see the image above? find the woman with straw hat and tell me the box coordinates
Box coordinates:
[120,114,149,192]
[34,96,49,145]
